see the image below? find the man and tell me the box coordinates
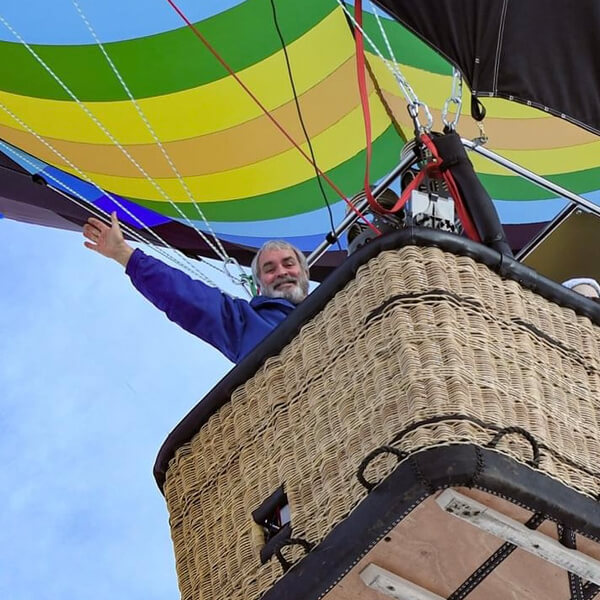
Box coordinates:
[83,212,310,363]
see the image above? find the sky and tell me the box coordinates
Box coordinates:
[0,218,239,600]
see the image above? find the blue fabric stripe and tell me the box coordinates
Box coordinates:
[0,0,245,44]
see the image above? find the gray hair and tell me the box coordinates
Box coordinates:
[251,240,309,286]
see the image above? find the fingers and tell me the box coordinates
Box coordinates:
[86,212,121,229]
[82,223,100,242]
[110,211,124,238]
[83,240,98,252]
[86,216,108,229]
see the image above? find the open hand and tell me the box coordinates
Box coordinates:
[83,211,133,267]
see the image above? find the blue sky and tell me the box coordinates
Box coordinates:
[0,218,237,600]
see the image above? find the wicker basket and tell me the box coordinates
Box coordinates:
[162,244,600,600]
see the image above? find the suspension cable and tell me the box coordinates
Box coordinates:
[339,0,433,134]
[0,101,218,283]
[164,0,379,236]
[0,12,255,294]
[70,0,239,276]
[0,138,222,283]
[367,4,466,136]
[0,10,254,293]
[268,0,341,250]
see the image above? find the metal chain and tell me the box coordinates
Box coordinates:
[442,67,463,130]
[338,0,433,133]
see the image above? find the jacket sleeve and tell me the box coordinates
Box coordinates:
[125,249,249,363]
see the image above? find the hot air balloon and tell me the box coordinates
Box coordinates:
[4,2,600,600]
[1,0,599,283]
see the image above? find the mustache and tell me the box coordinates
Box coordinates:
[273,276,298,287]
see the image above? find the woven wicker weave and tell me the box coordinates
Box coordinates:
[163,245,600,600]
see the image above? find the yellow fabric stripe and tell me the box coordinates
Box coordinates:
[55,90,391,202]
[3,53,594,181]
[469,141,600,175]
[0,57,366,177]
[0,9,354,144]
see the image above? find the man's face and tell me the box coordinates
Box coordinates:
[258,248,309,304]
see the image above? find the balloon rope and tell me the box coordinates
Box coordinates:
[0,138,222,282]
[354,0,382,213]
[0,102,216,283]
[336,0,433,132]
[70,0,235,272]
[165,0,380,236]
[0,13,236,273]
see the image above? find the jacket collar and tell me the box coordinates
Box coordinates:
[249,295,297,310]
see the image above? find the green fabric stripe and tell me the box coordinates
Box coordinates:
[128,125,403,221]
[127,132,600,222]
[0,0,336,101]
[361,11,451,75]
[0,1,450,101]
[479,166,600,200]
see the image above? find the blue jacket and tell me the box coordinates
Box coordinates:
[126,249,297,363]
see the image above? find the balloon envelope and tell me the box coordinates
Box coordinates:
[0,0,598,279]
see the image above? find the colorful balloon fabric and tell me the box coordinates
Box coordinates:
[0,0,597,276]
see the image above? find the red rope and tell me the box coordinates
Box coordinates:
[165,0,379,234]
[351,3,479,242]
[420,135,480,241]
[358,132,480,242]
[354,0,393,217]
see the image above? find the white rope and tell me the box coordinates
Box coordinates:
[336,0,433,132]
[0,12,258,293]
[0,12,252,292]
[0,138,223,281]
[70,0,235,269]
[371,3,462,132]
[0,102,218,284]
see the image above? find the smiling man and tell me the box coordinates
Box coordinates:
[83,213,310,364]
[251,240,310,304]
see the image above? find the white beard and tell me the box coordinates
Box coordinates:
[262,275,309,304]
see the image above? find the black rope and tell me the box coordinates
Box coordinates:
[387,413,600,483]
[338,0,407,142]
[364,288,485,324]
[581,582,600,600]
[363,289,599,379]
[448,512,546,600]
[269,0,341,250]
[274,537,313,573]
[487,426,541,468]
[356,445,407,491]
